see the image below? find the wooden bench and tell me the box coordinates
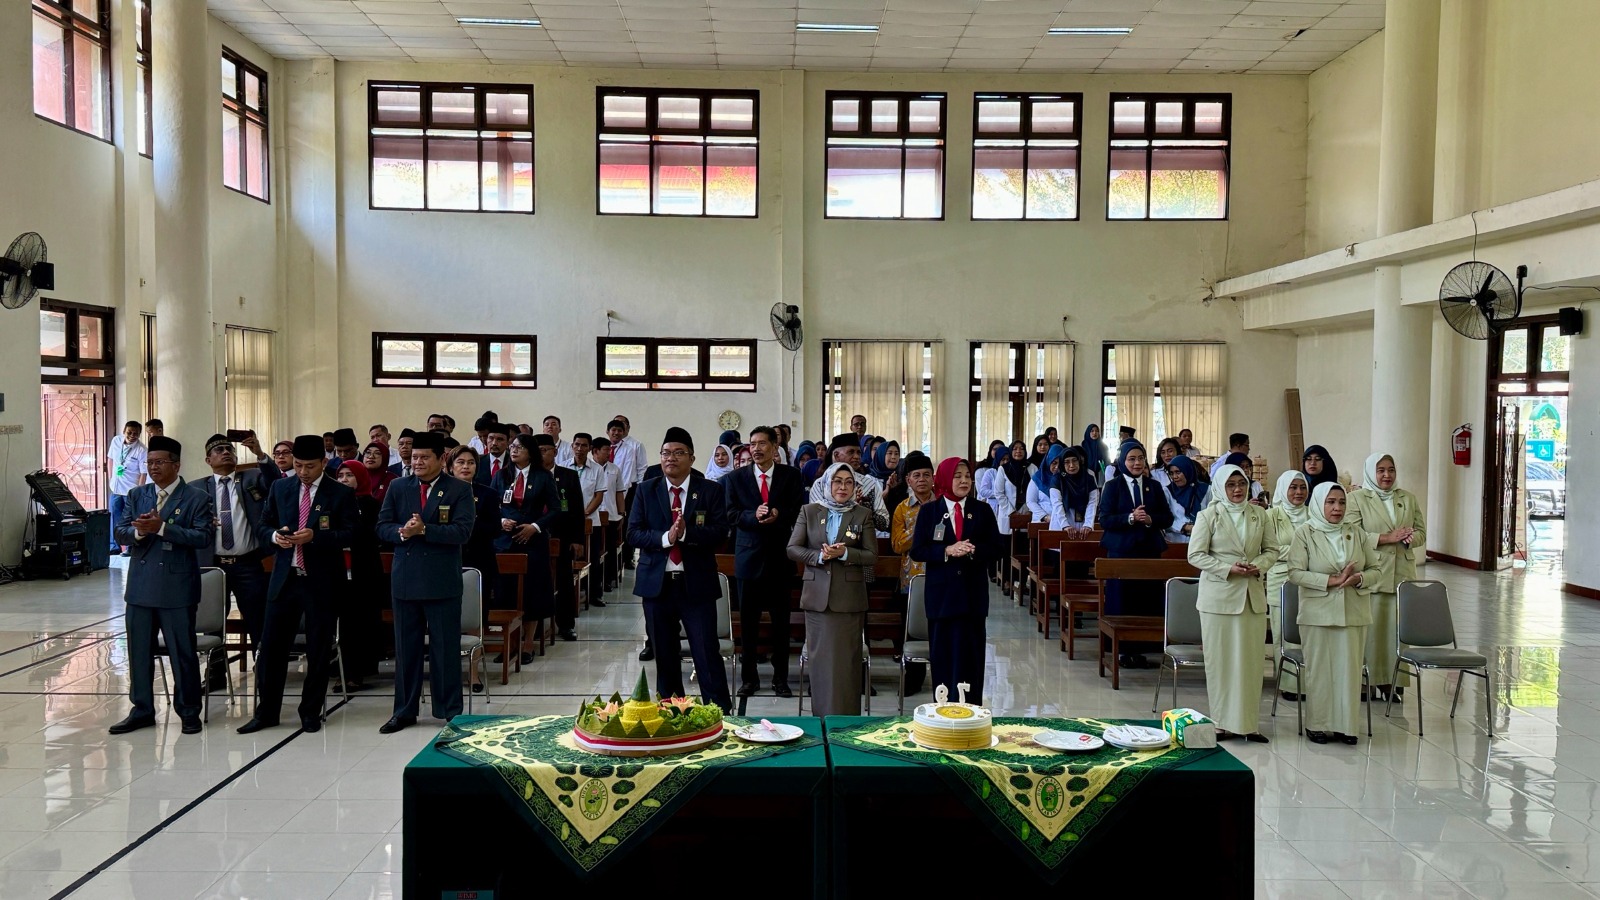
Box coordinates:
[1005,512,1031,601]
[1093,557,1200,689]
[1030,529,1071,638]
[1049,537,1107,658]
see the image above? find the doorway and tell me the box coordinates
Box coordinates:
[1482,315,1570,573]
[40,301,115,508]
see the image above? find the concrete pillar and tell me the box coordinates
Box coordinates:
[151,0,215,442]
[1370,265,1432,507]
[282,58,339,436]
[1375,0,1440,236]
[1432,0,1488,222]
[778,68,806,440]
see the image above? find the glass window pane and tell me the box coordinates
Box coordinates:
[435,341,479,374]
[1501,329,1528,374]
[32,13,66,125]
[653,143,704,215]
[222,113,242,190]
[907,99,942,133]
[372,136,425,209]
[380,339,424,373]
[136,67,150,154]
[870,98,899,132]
[1113,100,1144,135]
[70,0,102,19]
[1031,101,1075,134]
[431,90,476,126]
[1194,101,1224,134]
[710,97,753,131]
[830,98,859,132]
[1540,326,1569,373]
[972,146,1024,219]
[604,343,646,377]
[904,146,943,218]
[705,144,756,216]
[244,71,261,110]
[78,315,103,359]
[826,145,902,218]
[598,142,650,214]
[72,31,106,137]
[603,94,646,129]
[487,342,531,375]
[656,96,700,129]
[709,345,751,378]
[1108,146,1149,219]
[1149,145,1226,218]
[1025,145,1078,219]
[41,310,68,357]
[1154,101,1183,133]
[485,91,529,127]
[657,344,699,378]
[375,88,420,125]
[976,100,1021,134]
[245,120,267,198]
[481,139,533,212]
[426,138,479,210]
[221,56,237,98]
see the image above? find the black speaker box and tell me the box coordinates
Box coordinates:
[1559,306,1583,336]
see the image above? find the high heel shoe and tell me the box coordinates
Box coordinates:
[471,682,484,694]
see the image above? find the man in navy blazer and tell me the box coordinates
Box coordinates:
[724,425,803,698]
[238,435,358,735]
[627,427,732,712]
[196,435,276,649]
[474,423,512,487]
[110,436,214,736]
[375,431,476,733]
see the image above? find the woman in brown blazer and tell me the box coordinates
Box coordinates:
[787,462,877,717]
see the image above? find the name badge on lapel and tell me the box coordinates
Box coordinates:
[248,486,265,503]
[503,489,514,504]
[932,520,947,542]
[694,512,705,526]
[438,505,451,524]
[161,542,173,551]
[559,493,569,513]
[319,515,330,530]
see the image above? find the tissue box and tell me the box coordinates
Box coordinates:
[1162,708,1217,749]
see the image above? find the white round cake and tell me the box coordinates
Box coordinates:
[911,702,993,751]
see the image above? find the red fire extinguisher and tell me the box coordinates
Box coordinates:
[1453,424,1472,466]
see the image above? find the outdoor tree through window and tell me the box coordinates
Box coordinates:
[1107,94,1229,220]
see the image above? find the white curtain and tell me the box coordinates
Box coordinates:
[1022,342,1074,441]
[977,342,1013,447]
[1154,342,1227,454]
[1115,343,1158,442]
[826,340,939,456]
[225,326,276,441]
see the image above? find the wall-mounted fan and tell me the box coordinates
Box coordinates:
[1439,260,1523,340]
[0,233,53,310]
[769,303,802,351]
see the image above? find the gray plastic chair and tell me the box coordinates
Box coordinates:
[1270,583,1372,737]
[461,568,487,714]
[1387,580,1492,736]
[1152,578,1205,713]
[156,567,234,723]
[899,575,931,714]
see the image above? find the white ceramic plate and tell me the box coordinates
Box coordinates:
[1033,730,1105,752]
[1102,725,1171,750]
[733,723,805,743]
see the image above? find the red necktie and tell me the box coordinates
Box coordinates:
[419,480,430,512]
[491,457,501,479]
[294,482,311,568]
[953,501,964,541]
[669,486,683,565]
[514,471,525,503]
[759,472,769,504]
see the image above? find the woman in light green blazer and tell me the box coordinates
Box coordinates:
[1288,482,1383,745]
[1188,465,1280,743]
[787,462,877,718]
[1265,470,1311,699]
[1346,452,1426,702]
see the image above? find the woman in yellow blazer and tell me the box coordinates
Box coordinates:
[1187,465,1280,743]
[1265,470,1311,700]
[1288,482,1383,745]
[787,462,878,717]
[1345,452,1426,703]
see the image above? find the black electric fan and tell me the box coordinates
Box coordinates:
[0,232,53,310]
[1438,260,1522,340]
[769,303,802,351]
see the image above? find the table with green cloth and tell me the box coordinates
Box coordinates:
[824,715,1254,896]
[403,714,829,900]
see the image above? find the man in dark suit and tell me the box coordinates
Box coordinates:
[475,423,512,487]
[197,434,275,648]
[724,425,803,699]
[238,435,358,735]
[388,428,417,478]
[627,427,732,712]
[633,456,704,664]
[375,431,476,733]
[536,433,584,642]
[110,436,213,736]
[909,457,1003,706]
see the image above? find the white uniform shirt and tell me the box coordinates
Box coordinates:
[613,437,647,489]
[212,472,259,555]
[108,438,148,496]
[575,459,607,526]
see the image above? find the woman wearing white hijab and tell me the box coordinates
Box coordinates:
[787,462,877,717]
[1187,465,1280,742]
[1265,470,1311,700]
[1288,482,1382,745]
[1345,452,1426,703]
[704,444,736,482]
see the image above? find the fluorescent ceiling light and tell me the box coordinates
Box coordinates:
[796,23,879,33]
[456,17,542,28]
[1048,26,1133,35]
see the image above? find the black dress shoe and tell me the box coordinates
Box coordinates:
[1306,730,1329,744]
[181,716,202,735]
[471,682,484,694]
[1337,733,1358,746]
[379,716,416,735]
[299,717,322,733]
[519,652,535,665]
[108,714,156,735]
[236,717,278,734]
[771,683,794,699]
[1280,690,1303,702]
[1246,733,1270,744]
[737,682,759,698]
[560,630,578,642]
[639,643,655,662]
[589,598,607,607]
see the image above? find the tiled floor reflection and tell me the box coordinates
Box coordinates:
[3,559,1600,897]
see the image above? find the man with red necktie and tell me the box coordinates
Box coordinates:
[724,425,803,700]
[475,423,512,487]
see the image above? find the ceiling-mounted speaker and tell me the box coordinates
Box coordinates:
[1559,306,1584,336]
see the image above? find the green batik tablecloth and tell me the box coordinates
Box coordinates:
[827,716,1231,885]
[423,714,823,879]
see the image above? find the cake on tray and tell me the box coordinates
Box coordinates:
[573,670,724,757]
[911,683,993,751]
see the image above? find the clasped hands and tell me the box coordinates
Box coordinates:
[820,541,848,561]
[945,539,977,559]
[132,511,163,536]
[1326,562,1363,589]
[500,518,539,543]
[756,504,779,525]
[1131,504,1153,525]
[1381,526,1417,545]
[399,513,424,539]
[1228,561,1261,577]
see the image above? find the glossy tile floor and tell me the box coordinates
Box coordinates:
[0,558,1596,898]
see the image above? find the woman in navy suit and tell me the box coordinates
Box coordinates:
[910,457,1003,706]
[448,445,502,691]
[491,433,561,664]
[1097,441,1175,667]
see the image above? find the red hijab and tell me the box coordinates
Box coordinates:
[363,441,396,500]
[333,458,373,498]
[934,457,970,502]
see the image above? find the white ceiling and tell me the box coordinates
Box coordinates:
[208,0,1385,73]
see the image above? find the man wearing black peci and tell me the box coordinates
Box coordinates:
[724,425,803,699]
[535,433,584,642]
[197,434,275,650]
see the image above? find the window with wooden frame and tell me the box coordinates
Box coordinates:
[820,340,940,456]
[222,47,270,201]
[372,333,536,388]
[40,301,114,383]
[370,82,534,213]
[968,342,1075,458]
[597,339,757,391]
[596,87,759,217]
[1107,94,1229,220]
[135,0,151,158]
[31,0,112,141]
[825,92,946,220]
[1490,316,1570,395]
[972,93,1081,221]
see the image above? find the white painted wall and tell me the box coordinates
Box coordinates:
[1567,312,1600,593]
[1294,322,1374,477]
[1305,31,1382,256]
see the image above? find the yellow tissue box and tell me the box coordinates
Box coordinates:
[1162,708,1216,749]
